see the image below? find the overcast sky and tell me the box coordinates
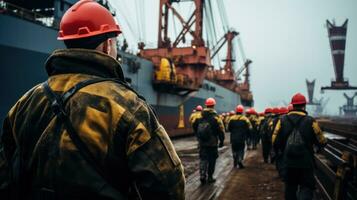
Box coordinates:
[111,0,357,115]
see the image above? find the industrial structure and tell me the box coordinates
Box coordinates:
[306,79,320,105]
[321,19,357,91]
[341,93,357,117]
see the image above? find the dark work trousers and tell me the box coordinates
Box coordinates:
[199,147,218,180]
[251,131,259,149]
[275,153,285,178]
[262,138,272,163]
[284,168,314,200]
[232,143,245,167]
[246,133,252,149]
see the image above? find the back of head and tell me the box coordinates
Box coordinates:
[235,105,244,114]
[58,0,121,55]
[205,97,216,108]
[291,93,307,111]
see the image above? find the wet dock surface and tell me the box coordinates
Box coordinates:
[173,135,285,200]
[171,119,357,200]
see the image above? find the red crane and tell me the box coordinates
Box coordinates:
[207,30,254,106]
[139,0,210,94]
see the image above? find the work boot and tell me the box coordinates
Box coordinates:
[207,177,216,183]
[200,178,206,185]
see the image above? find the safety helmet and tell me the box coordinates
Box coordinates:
[288,104,293,111]
[205,97,216,106]
[236,105,244,113]
[259,112,265,116]
[272,107,280,114]
[279,107,288,114]
[291,93,307,105]
[196,105,203,111]
[230,110,235,115]
[245,108,252,114]
[264,107,273,114]
[58,0,121,40]
[250,108,257,115]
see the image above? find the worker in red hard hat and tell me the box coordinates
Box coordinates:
[193,97,225,184]
[190,105,203,127]
[273,93,327,200]
[227,105,252,168]
[0,1,185,199]
[268,107,283,163]
[245,108,258,150]
[260,107,275,163]
[256,112,265,143]
[224,110,235,131]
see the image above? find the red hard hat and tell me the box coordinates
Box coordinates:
[250,108,257,115]
[205,97,216,106]
[196,105,203,111]
[272,107,280,114]
[279,107,288,114]
[58,0,121,40]
[264,107,273,114]
[288,104,293,111]
[236,105,244,113]
[246,108,252,114]
[259,112,265,116]
[291,93,307,105]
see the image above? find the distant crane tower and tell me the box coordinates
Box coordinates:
[341,93,357,117]
[321,19,357,91]
[306,79,320,105]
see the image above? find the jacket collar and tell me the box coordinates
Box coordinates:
[288,110,307,116]
[45,48,124,80]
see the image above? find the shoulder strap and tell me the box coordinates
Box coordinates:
[285,115,308,144]
[42,78,113,183]
[286,115,305,128]
[42,78,137,199]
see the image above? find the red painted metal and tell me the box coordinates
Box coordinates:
[206,30,253,106]
[140,0,210,93]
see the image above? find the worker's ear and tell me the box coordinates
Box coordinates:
[102,39,110,54]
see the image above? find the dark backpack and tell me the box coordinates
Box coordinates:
[197,116,214,141]
[284,116,308,158]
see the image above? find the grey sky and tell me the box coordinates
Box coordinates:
[111,0,357,115]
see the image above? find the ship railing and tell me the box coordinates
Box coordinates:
[315,121,357,200]
[0,1,59,29]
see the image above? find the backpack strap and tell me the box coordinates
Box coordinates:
[42,78,130,199]
[286,115,305,128]
[285,115,307,144]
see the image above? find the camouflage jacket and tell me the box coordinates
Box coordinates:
[0,49,185,199]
